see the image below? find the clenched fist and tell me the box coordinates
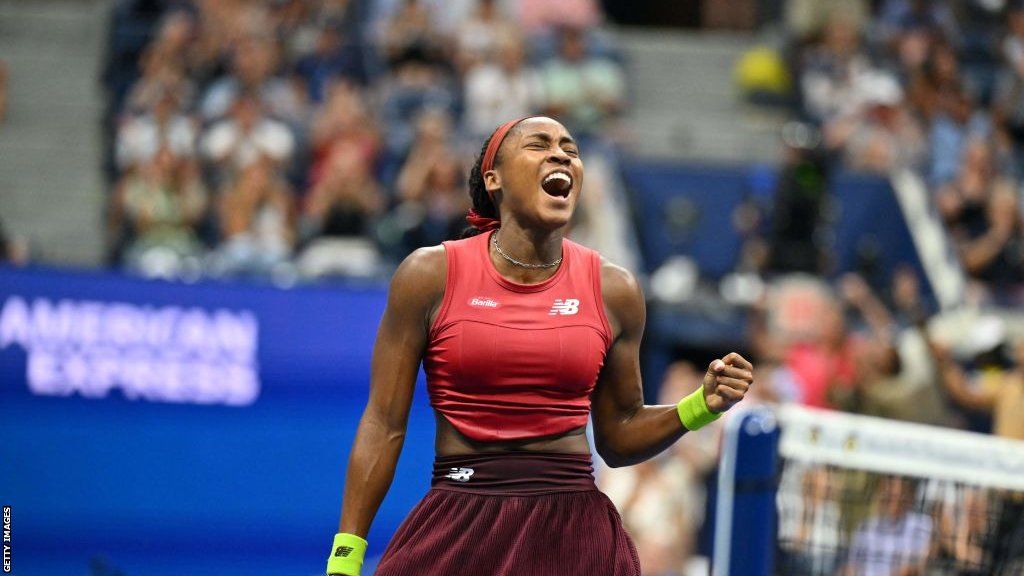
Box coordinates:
[702,352,753,413]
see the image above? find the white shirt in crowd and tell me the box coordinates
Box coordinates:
[117,114,197,169]
[464,63,542,138]
[201,118,295,170]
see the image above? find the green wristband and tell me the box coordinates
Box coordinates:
[326,532,368,576]
[676,386,721,431]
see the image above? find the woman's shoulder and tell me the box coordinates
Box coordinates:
[395,244,447,283]
[388,245,448,307]
[598,257,642,303]
[596,255,644,336]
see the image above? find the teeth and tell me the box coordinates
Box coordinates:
[543,173,571,185]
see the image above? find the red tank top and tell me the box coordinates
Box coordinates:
[424,231,613,442]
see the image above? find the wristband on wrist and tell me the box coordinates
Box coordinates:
[326,532,368,576]
[676,386,722,431]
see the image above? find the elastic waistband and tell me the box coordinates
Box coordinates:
[431,451,596,495]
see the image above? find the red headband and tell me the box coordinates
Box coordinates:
[481,116,535,175]
[467,117,536,231]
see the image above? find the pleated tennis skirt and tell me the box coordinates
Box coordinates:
[374,452,641,576]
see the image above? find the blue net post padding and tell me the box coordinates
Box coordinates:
[713,406,780,576]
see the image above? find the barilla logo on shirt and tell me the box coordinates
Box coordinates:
[468,297,500,309]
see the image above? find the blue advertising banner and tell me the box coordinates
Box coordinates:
[0,266,435,575]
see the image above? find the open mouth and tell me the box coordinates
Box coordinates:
[541,171,572,197]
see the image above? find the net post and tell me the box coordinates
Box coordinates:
[713,406,780,576]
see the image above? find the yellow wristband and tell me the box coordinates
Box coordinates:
[326,532,367,576]
[676,386,721,431]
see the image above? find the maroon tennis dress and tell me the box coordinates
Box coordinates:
[373,231,641,576]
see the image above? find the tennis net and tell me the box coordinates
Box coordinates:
[714,405,1024,576]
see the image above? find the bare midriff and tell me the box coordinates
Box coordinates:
[434,411,591,456]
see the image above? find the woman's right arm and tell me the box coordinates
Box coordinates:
[336,245,446,537]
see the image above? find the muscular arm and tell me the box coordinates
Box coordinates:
[931,345,998,413]
[336,246,445,536]
[590,261,752,468]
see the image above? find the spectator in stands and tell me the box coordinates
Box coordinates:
[308,80,380,186]
[303,142,383,242]
[201,92,295,187]
[876,0,959,54]
[391,148,467,254]
[117,86,197,173]
[780,283,864,410]
[993,3,1024,174]
[930,335,1024,443]
[842,476,933,576]
[463,33,542,139]
[777,466,844,576]
[823,71,926,174]
[110,147,208,278]
[835,272,954,424]
[212,160,295,277]
[294,18,366,104]
[142,10,199,80]
[200,36,305,125]
[381,0,444,65]
[928,335,1024,575]
[273,0,357,68]
[799,16,873,124]
[908,41,984,186]
[297,141,384,278]
[377,108,467,255]
[454,0,518,73]
[935,137,1024,288]
[379,44,457,159]
[540,27,625,136]
[935,486,992,575]
[122,35,196,118]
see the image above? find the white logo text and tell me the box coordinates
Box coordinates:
[548,298,580,316]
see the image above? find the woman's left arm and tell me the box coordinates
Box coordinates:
[590,261,753,468]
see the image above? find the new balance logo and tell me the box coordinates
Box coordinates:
[548,298,580,315]
[445,467,475,482]
[335,546,354,557]
[468,297,500,308]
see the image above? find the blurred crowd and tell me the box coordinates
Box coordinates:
[100,0,625,281]
[747,1,1024,447]
[754,0,1024,300]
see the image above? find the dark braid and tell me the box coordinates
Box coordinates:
[461,133,501,238]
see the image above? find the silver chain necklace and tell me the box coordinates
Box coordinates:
[491,233,562,269]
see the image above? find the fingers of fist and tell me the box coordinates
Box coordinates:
[705,353,754,411]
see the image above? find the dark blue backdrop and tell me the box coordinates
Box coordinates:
[0,266,432,576]
[622,162,922,281]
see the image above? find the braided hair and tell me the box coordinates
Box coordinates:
[462,121,530,237]
[462,133,500,238]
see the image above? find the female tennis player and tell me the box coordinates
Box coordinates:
[325,116,753,576]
